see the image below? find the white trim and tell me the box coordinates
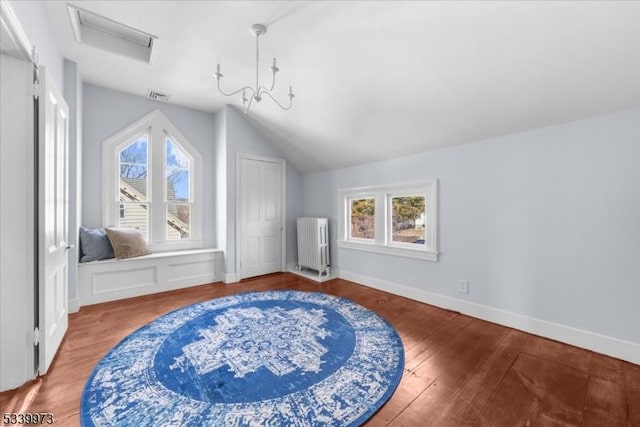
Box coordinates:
[223,272,239,284]
[68,299,80,314]
[281,161,287,273]
[0,1,35,63]
[102,110,203,250]
[338,269,640,365]
[338,180,438,261]
[79,249,221,306]
[338,240,438,261]
[235,153,287,280]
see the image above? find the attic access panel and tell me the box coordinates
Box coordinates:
[67,4,157,64]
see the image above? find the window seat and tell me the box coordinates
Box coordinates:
[78,248,222,307]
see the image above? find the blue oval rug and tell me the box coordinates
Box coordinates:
[81,291,404,426]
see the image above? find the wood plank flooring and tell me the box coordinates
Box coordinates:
[1,273,638,426]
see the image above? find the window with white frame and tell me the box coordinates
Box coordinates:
[338,181,438,261]
[103,110,203,251]
[348,196,375,241]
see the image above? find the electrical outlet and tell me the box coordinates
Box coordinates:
[458,280,469,294]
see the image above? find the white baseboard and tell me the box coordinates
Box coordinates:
[68,298,80,314]
[223,272,238,284]
[338,269,640,365]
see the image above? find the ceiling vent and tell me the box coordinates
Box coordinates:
[147,90,171,103]
[66,4,158,64]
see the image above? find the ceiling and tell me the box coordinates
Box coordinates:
[43,1,640,173]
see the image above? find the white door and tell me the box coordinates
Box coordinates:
[0,48,37,391]
[239,156,284,279]
[38,66,69,374]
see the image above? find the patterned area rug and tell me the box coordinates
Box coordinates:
[81,291,404,426]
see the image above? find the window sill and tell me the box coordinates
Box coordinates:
[337,240,438,262]
[147,239,204,253]
[78,248,221,265]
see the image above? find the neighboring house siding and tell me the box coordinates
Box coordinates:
[120,204,184,241]
[167,225,181,240]
[119,178,148,237]
[119,178,187,240]
[120,203,148,238]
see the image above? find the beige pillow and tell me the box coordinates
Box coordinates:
[105,227,150,259]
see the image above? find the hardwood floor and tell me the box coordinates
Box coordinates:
[1,273,638,426]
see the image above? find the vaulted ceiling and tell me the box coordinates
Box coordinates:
[43,1,640,173]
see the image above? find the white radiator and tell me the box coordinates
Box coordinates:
[296,218,330,277]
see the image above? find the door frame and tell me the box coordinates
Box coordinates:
[0,2,35,64]
[235,152,287,280]
[0,0,38,391]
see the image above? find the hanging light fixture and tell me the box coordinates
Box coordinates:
[214,23,294,113]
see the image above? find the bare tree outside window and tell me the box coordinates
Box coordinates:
[119,141,148,182]
[118,135,149,239]
[166,137,191,240]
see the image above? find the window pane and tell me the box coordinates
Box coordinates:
[391,196,426,245]
[118,203,148,240]
[350,198,375,239]
[167,203,190,240]
[166,136,190,202]
[119,135,148,202]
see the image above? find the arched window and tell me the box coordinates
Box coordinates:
[103,110,202,251]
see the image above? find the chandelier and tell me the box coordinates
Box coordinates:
[214,24,295,113]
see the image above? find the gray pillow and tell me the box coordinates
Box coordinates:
[79,227,115,262]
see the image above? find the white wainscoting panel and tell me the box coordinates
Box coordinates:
[167,257,217,289]
[79,249,221,306]
[92,267,157,295]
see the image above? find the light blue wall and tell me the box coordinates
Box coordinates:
[303,108,640,346]
[63,60,82,306]
[222,106,304,275]
[82,83,217,248]
[213,107,228,267]
[286,164,304,265]
[82,88,304,277]
[9,0,63,89]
